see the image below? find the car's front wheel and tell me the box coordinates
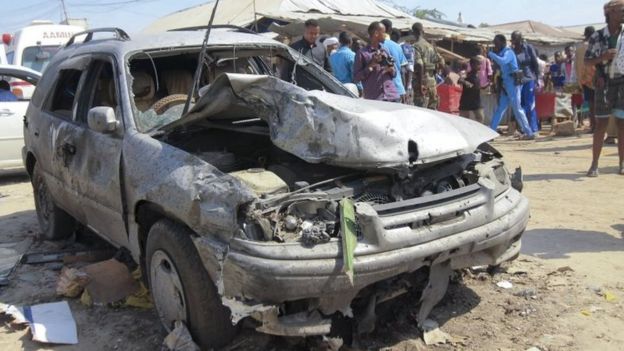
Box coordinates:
[146,219,238,349]
[31,163,74,240]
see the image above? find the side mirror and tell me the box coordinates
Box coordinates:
[344,83,360,97]
[87,106,119,134]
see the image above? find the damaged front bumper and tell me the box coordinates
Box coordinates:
[192,183,529,336]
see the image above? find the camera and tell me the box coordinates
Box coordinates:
[373,49,395,67]
[381,54,395,67]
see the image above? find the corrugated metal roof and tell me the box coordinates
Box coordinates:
[143,0,581,45]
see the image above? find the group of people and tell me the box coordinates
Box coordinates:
[290,19,442,107]
[290,2,624,176]
[289,18,540,140]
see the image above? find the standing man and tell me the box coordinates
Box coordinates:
[329,32,357,85]
[511,31,540,133]
[488,34,535,140]
[577,26,597,131]
[393,29,415,104]
[585,0,624,176]
[290,19,331,72]
[353,22,398,102]
[550,52,566,91]
[381,19,408,103]
[412,23,442,109]
[563,45,577,85]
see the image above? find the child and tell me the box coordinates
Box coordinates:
[459,57,485,123]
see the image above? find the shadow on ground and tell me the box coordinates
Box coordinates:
[0,174,29,186]
[515,143,592,154]
[523,172,586,182]
[358,280,481,349]
[521,228,624,259]
[523,165,621,182]
[0,210,38,243]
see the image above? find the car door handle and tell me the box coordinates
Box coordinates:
[62,142,76,155]
[0,109,13,116]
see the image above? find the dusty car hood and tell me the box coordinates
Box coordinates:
[162,74,498,169]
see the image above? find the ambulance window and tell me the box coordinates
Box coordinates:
[46,69,82,119]
[21,46,59,72]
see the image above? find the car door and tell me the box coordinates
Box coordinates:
[0,66,40,170]
[62,57,128,247]
[32,56,91,226]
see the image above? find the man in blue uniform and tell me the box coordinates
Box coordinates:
[489,35,535,140]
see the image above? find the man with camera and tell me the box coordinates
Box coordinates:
[353,22,399,102]
[488,34,535,140]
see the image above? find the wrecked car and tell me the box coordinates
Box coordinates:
[23,27,529,349]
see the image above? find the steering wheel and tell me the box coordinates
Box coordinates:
[150,94,190,115]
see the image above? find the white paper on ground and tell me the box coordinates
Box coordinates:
[24,301,78,344]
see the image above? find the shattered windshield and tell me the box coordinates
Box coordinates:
[129,46,348,133]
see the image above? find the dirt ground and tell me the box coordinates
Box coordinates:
[0,132,623,351]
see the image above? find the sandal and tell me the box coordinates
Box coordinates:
[516,134,535,141]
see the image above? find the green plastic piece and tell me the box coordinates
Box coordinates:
[340,198,357,284]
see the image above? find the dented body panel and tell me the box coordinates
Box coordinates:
[165,74,499,168]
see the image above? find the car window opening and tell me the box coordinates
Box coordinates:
[129,47,336,133]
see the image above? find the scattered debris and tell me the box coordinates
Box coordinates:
[56,267,90,298]
[124,268,154,309]
[162,320,200,351]
[547,276,568,287]
[602,291,617,302]
[21,248,115,265]
[580,309,592,317]
[322,336,344,351]
[504,304,537,317]
[81,259,139,305]
[421,319,452,345]
[514,288,538,299]
[497,280,513,289]
[547,266,574,275]
[420,319,467,346]
[0,239,32,285]
[2,301,78,344]
[526,347,542,351]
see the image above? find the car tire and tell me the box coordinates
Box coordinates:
[146,219,238,349]
[31,163,75,240]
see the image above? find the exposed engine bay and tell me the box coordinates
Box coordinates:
[163,120,510,246]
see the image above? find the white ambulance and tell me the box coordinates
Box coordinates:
[0,44,7,64]
[3,21,83,98]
